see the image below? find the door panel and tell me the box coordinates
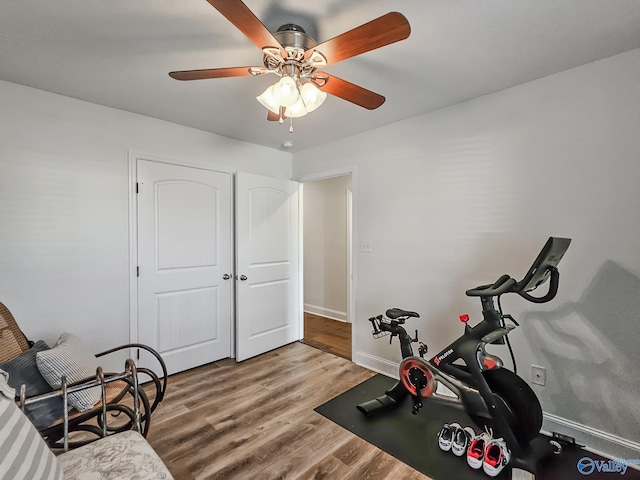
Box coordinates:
[137,160,232,375]
[236,172,300,361]
[249,280,290,335]
[156,287,218,351]
[156,181,218,268]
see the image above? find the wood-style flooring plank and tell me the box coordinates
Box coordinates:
[303,313,352,360]
[146,342,431,480]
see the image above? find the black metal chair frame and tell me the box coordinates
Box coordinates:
[1,300,168,450]
[33,344,168,450]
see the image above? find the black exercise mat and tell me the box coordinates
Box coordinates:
[315,374,640,480]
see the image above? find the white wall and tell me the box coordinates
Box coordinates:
[303,175,352,321]
[0,80,291,369]
[293,49,640,448]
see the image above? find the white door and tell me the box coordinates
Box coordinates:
[235,172,300,361]
[137,159,232,375]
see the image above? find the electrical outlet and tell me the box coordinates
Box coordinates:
[360,240,373,253]
[531,365,546,386]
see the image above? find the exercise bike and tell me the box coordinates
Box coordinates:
[356,237,571,475]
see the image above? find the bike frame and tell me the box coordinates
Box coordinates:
[358,237,572,474]
[425,295,510,415]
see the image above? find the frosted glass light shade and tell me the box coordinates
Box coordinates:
[284,97,308,118]
[256,86,280,114]
[272,76,299,107]
[300,82,327,113]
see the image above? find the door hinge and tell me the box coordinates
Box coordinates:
[136,266,140,277]
[136,182,139,194]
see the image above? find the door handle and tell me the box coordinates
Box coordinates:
[239,275,248,281]
[223,274,231,280]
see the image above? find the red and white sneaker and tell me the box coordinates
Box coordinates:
[483,437,511,477]
[466,428,493,469]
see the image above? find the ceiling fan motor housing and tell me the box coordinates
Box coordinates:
[275,24,316,50]
[262,25,323,77]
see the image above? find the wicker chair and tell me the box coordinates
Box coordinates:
[0,301,167,450]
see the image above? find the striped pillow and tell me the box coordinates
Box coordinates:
[0,370,64,480]
[36,333,101,412]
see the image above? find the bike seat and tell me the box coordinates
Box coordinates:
[386,308,420,319]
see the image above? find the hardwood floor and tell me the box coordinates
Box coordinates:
[146,342,430,480]
[302,312,351,360]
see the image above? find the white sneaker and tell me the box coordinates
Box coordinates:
[483,437,511,477]
[437,423,458,452]
[451,426,475,457]
[467,429,493,469]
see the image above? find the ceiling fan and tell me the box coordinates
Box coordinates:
[169,0,411,130]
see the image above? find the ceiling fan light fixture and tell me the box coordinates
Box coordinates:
[271,75,299,107]
[256,86,280,114]
[169,4,412,129]
[300,82,327,113]
[284,97,308,118]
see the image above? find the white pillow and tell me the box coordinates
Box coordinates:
[36,333,101,412]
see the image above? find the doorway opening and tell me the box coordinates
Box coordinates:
[300,174,353,360]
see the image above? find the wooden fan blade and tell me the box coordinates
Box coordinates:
[169,67,257,81]
[317,73,385,110]
[267,108,286,122]
[305,12,410,65]
[206,0,284,54]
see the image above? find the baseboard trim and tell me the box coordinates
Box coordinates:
[304,305,348,322]
[355,352,640,464]
[353,350,399,378]
[542,413,640,465]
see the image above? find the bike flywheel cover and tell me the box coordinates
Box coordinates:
[400,356,435,398]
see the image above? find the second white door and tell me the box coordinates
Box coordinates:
[235,172,300,361]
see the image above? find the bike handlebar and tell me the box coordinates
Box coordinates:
[517,266,559,303]
[465,275,517,297]
[465,267,560,304]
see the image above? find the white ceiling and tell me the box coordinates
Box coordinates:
[1,0,639,152]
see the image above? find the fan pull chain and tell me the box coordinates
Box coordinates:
[289,117,294,133]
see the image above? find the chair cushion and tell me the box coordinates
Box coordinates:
[58,430,174,480]
[36,333,101,412]
[0,370,64,480]
[0,340,64,429]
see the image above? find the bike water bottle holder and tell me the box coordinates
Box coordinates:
[373,330,391,340]
[368,315,391,339]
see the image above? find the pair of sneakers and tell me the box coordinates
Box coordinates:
[438,423,510,477]
[466,427,511,477]
[437,422,475,457]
